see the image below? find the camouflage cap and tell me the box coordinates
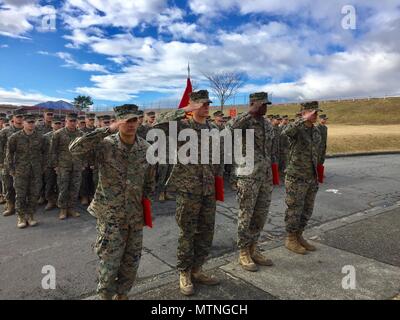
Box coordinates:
[23,113,36,121]
[138,110,144,117]
[96,115,103,120]
[44,109,54,114]
[12,109,25,116]
[267,114,273,119]
[282,115,289,119]
[213,110,224,117]
[222,116,231,121]
[319,114,328,120]
[52,116,62,123]
[0,113,7,120]
[85,113,96,119]
[102,115,111,121]
[66,112,78,119]
[189,90,212,103]
[78,115,86,121]
[249,92,272,105]
[114,104,141,120]
[300,101,323,112]
[146,111,156,117]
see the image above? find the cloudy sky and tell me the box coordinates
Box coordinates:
[0,0,399,109]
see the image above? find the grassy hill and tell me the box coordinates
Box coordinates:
[231,97,400,125]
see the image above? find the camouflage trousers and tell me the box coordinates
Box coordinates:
[44,167,57,203]
[176,192,216,271]
[13,169,42,218]
[95,220,143,297]
[156,164,172,193]
[284,175,319,233]
[2,170,15,203]
[279,152,288,176]
[236,177,273,249]
[80,167,95,199]
[57,167,81,209]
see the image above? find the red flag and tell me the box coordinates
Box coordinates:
[142,197,153,228]
[215,176,224,202]
[178,77,192,109]
[271,163,280,185]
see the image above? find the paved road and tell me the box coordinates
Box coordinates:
[0,154,399,299]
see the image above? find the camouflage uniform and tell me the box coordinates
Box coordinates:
[226,92,278,249]
[154,101,223,272]
[37,122,53,135]
[316,121,328,165]
[6,128,45,220]
[69,104,155,299]
[0,124,23,206]
[50,127,83,210]
[282,104,322,233]
[43,131,58,204]
[136,123,151,140]
[279,125,289,175]
[80,126,96,201]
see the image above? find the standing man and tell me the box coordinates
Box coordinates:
[37,109,53,135]
[69,104,155,300]
[43,116,63,211]
[0,109,24,216]
[282,101,322,254]
[226,92,278,272]
[6,114,45,228]
[145,111,156,127]
[80,113,97,205]
[211,111,225,130]
[77,115,86,130]
[50,112,83,220]
[316,114,328,165]
[155,90,222,296]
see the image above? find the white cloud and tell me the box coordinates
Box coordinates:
[0,44,9,48]
[37,50,108,73]
[0,87,67,105]
[0,1,56,38]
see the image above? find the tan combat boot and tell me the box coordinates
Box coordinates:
[98,292,113,300]
[3,200,15,216]
[285,232,306,254]
[27,214,38,227]
[250,243,274,266]
[113,294,128,300]
[80,196,89,206]
[67,208,80,218]
[158,192,166,202]
[17,215,27,229]
[59,208,68,220]
[0,194,6,204]
[238,248,258,272]
[191,267,220,285]
[179,270,194,296]
[297,231,316,251]
[164,192,175,201]
[45,200,56,211]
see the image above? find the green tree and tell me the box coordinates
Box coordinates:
[73,95,93,111]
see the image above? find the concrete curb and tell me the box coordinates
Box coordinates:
[327,151,400,158]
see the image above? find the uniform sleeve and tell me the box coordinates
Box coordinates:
[69,128,111,164]
[49,131,59,168]
[143,164,156,200]
[281,118,306,138]
[153,109,188,132]
[5,135,16,173]
[225,112,252,130]
[271,127,279,164]
[0,130,7,166]
[319,127,327,164]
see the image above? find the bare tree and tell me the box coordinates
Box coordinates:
[203,72,246,111]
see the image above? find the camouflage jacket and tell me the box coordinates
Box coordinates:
[37,123,53,135]
[154,109,223,195]
[0,125,23,167]
[226,112,278,180]
[6,129,46,175]
[136,124,152,140]
[81,126,96,167]
[210,121,225,131]
[69,128,155,228]
[43,131,55,168]
[316,124,328,164]
[50,127,83,169]
[282,119,322,180]
[279,125,290,154]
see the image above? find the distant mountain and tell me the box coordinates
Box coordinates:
[34,100,75,110]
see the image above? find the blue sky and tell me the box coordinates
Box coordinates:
[0,0,399,110]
